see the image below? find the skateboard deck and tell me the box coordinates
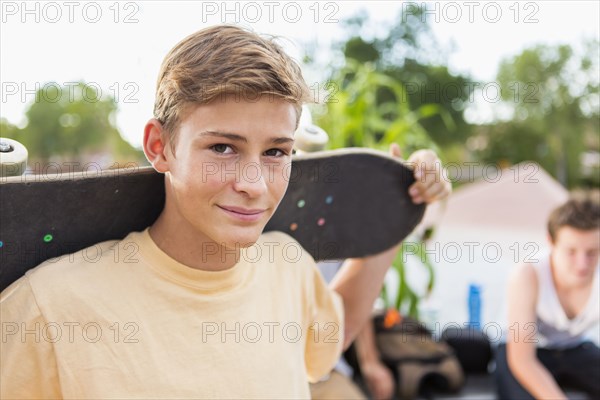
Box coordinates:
[0,148,425,291]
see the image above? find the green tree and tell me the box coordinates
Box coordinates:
[332,9,474,148]
[478,40,599,188]
[2,82,144,168]
[314,59,441,154]
[0,118,20,138]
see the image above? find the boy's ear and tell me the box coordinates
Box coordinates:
[143,118,170,173]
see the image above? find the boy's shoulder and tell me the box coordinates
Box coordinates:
[16,229,319,301]
[21,231,144,296]
[509,251,548,289]
[507,262,540,313]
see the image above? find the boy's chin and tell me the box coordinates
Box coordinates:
[220,230,264,250]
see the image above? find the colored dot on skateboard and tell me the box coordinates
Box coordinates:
[317,218,325,226]
[297,199,305,208]
[290,223,298,231]
[43,234,53,243]
[325,195,333,204]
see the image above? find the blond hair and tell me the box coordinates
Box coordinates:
[154,25,311,144]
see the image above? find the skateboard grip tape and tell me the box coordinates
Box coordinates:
[266,150,426,260]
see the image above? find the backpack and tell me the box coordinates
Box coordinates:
[373,313,465,400]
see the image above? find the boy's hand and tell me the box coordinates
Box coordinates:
[362,360,395,400]
[389,143,452,204]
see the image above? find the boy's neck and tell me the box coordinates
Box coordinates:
[148,211,241,272]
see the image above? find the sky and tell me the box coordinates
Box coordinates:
[1,1,599,148]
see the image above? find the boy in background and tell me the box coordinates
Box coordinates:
[496,194,600,399]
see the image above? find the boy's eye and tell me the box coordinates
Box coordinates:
[265,148,287,157]
[211,144,234,154]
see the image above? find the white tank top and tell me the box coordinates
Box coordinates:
[533,253,600,349]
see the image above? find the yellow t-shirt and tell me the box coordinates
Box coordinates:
[1,229,344,399]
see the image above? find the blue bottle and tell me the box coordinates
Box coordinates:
[468,284,481,329]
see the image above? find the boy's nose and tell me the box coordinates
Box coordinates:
[231,161,268,198]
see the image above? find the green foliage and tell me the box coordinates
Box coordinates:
[2,82,144,167]
[480,40,599,188]
[314,59,443,155]
[0,119,20,137]
[378,236,435,320]
[334,9,473,147]
[395,240,435,319]
[339,7,439,67]
[343,37,380,64]
[386,61,473,146]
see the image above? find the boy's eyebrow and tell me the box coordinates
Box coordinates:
[198,131,294,145]
[271,137,295,145]
[199,131,248,142]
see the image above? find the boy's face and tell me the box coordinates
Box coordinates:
[550,226,600,286]
[160,95,296,248]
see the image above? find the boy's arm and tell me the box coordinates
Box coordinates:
[506,264,567,400]
[331,244,400,349]
[331,145,451,349]
[354,318,395,400]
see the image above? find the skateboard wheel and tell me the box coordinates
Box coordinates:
[0,138,28,177]
[294,124,329,153]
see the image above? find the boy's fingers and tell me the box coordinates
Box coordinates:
[409,179,451,204]
[405,149,453,202]
[409,180,442,198]
[389,143,402,158]
[407,149,437,165]
[422,182,449,203]
[407,149,438,181]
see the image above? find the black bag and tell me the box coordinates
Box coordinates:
[373,314,465,400]
[441,326,493,373]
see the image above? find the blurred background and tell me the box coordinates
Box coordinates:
[1,0,599,338]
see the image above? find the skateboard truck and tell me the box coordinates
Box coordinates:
[294,106,329,154]
[0,138,28,178]
[295,124,329,153]
[0,140,14,153]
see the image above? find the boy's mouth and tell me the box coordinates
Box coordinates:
[217,205,267,222]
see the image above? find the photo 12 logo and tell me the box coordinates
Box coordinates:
[1,1,140,24]
[401,2,540,24]
[2,321,140,344]
[201,321,340,344]
[1,82,140,105]
[200,1,340,24]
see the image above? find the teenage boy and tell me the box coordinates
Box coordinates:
[496,195,600,399]
[1,25,450,398]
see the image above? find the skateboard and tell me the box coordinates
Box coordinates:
[0,145,425,292]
